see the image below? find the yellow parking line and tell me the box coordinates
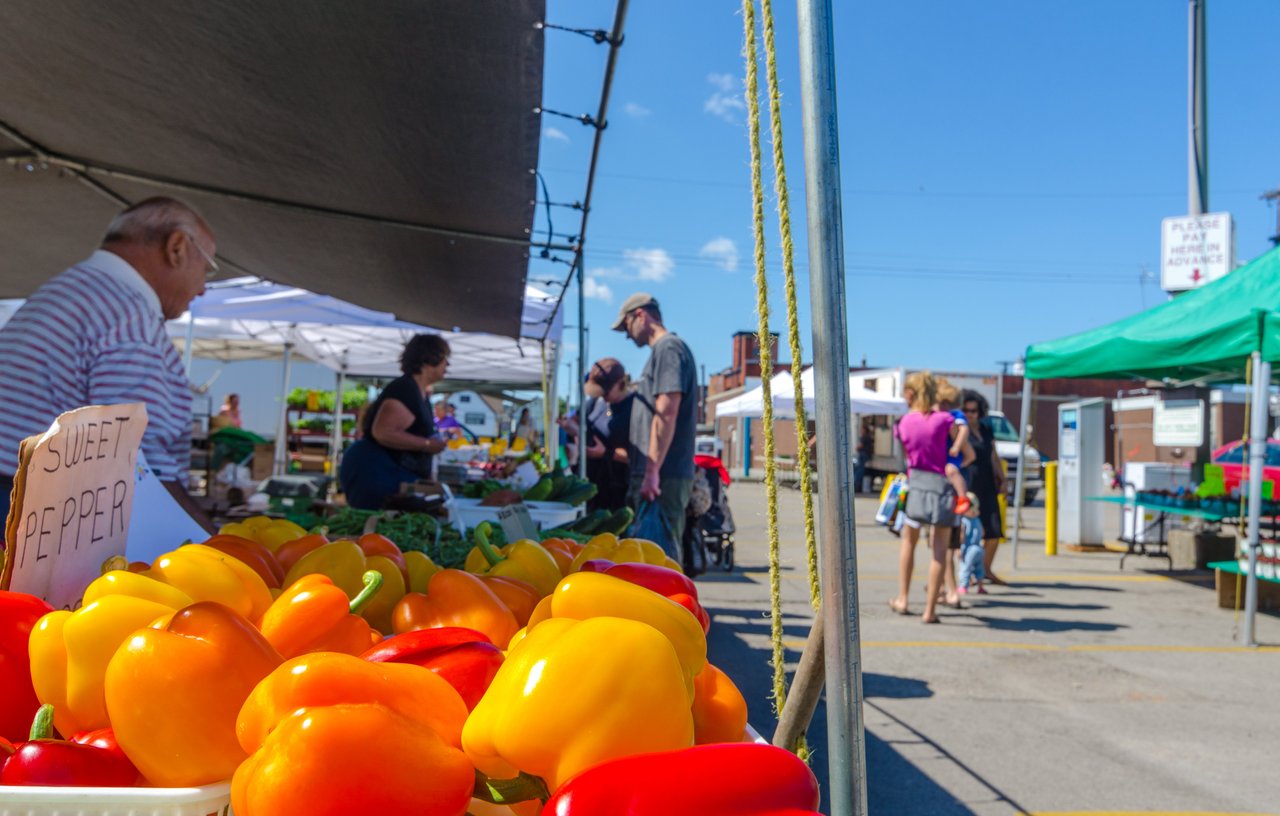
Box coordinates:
[782,639,1280,654]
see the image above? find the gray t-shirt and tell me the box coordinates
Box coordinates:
[630,333,697,479]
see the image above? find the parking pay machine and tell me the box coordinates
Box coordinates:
[1058,398,1106,546]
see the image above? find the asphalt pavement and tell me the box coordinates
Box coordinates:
[697,480,1280,816]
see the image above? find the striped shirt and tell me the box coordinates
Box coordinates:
[0,250,192,484]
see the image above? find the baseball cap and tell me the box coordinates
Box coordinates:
[611,292,658,331]
[584,357,626,398]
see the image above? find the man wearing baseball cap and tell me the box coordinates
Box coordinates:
[613,292,698,561]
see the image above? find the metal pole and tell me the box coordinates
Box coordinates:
[577,257,588,479]
[1242,353,1268,646]
[1010,377,1033,568]
[795,1,867,812]
[273,342,294,476]
[331,362,347,476]
[1188,0,1208,215]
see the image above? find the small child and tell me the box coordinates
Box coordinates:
[957,492,987,594]
[936,383,974,514]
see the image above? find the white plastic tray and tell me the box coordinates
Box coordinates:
[0,781,231,816]
[451,498,584,533]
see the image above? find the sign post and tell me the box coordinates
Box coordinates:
[1,404,147,610]
[1160,212,1234,292]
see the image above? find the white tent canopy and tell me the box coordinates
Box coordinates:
[715,367,907,419]
[170,278,563,387]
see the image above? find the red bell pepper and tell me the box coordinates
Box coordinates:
[0,704,141,787]
[541,743,821,816]
[580,560,710,634]
[71,727,133,768]
[361,627,503,711]
[0,590,55,742]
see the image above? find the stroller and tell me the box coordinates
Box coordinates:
[683,454,737,574]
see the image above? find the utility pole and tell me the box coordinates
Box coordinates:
[1261,188,1280,246]
[1188,0,1208,215]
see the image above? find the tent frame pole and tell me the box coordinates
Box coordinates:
[1010,376,1033,568]
[331,361,347,478]
[1243,352,1268,647]
[577,255,588,478]
[795,0,867,812]
[273,342,294,477]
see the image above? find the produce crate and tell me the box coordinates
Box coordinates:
[451,498,584,533]
[0,781,231,816]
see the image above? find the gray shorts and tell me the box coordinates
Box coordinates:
[904,469,958,528]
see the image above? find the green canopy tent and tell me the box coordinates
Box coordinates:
[1013,245,1280,646]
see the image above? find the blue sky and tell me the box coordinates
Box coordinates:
[535,0,1280,398]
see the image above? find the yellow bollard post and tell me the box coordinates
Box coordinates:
[998,461,1008,543]
[1045,460,1058,556]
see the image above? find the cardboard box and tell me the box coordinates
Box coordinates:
[251,443,275,482]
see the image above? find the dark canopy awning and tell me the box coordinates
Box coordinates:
[0,0,545,337]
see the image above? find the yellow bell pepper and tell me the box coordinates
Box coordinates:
[145,543,273,622]
[567,533,678,573]
[219,516,309,553]
[28,594,183,735]
[404,550,440,593]
[462,616,694,791]
[83,569,195,609]
[283,540,406,634]
[539,571,706,696]
[464,524,561,597]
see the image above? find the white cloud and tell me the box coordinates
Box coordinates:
[624,248,676,282]
[699,237,740,271]
[583,277,613,303]
[704,73,745,123]
[544,126,569,143]
[708,73,735,93]
[624,102,651,118]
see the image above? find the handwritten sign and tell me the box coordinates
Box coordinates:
[496,502,540,542]
[2,404,147,609]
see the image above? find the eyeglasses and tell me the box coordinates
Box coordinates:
[183,231,219,280]
[963,408,979,415]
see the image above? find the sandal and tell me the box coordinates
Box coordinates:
[921,614,940,624]
[942,593,965,609]
[888,599,910,616]
[986,573,1008,587]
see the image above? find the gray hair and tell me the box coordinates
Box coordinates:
[102,196,210,246]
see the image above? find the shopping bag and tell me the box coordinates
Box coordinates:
[629,500,679,561]
[876,474,906,526]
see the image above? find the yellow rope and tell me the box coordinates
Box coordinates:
[740,0,786,721]
[759,0,821,610]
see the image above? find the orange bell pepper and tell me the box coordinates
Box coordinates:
[539,537,583,575]
[232,703,474,816]
[690,662,748,744]
[478,575,540,627]
[258,571,384,659]
[237,652,468,753]
[103,601,282,787]
[196,534,285,588]
[392,570,518,648]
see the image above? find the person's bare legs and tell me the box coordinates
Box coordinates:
[922,525,950,623]
[891,523,919,613]
[944,464,969,509]
[942,545,961,606]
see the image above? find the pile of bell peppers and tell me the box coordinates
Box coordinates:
[0,513,825,815]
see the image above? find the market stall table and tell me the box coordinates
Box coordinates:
[1086,495,1280,570]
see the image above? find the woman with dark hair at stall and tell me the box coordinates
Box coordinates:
[339,334,450,509]
[961,388,1008,586]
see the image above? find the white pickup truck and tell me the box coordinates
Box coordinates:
[856,367,1044,504]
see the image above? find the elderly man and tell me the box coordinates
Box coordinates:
[613,292,698,561]
[0,196,216,527]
